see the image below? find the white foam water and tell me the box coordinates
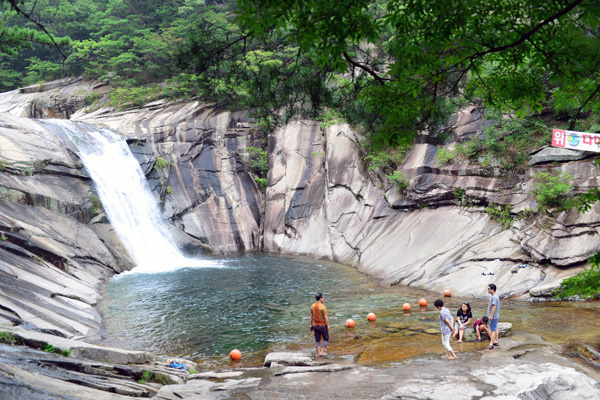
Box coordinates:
[40,119,220,274]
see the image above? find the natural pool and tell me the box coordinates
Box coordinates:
[99,253,600,369]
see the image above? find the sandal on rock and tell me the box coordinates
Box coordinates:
[493,342,499,346]
[486,345,494,350]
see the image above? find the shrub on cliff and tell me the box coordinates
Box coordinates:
[532,171,574,211]
[554,252,600,300]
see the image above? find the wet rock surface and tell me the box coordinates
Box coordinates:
[2,328,599,400]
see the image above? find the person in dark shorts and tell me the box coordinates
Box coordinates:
[310,292,330,356]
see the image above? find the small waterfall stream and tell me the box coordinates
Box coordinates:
[40,119,212,273]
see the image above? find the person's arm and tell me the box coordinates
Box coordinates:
[465,317,472,326]
[310,308,314,328]
[444,311,455,331]
[484,325,492,337]
[489,304,496,319]
[324,311,329,330]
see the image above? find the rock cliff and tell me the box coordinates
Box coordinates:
[263,119,599,299]
[0,78,599,399]
[0,79,598,308]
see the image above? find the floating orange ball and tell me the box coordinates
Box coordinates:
[402,303,412,311]
[418,298,428,307]
[345,319,356,328]
[229,349,242,361]
[443,289,451,297]
[367,312,377,321]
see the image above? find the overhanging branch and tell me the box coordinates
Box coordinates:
[6,0,68,59]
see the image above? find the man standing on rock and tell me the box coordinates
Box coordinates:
[487,283,500,350]
[310,292,330,356]
[434,299,457,360]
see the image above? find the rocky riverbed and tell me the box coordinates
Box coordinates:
[1,324,599,399]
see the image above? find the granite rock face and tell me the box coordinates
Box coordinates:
[0,79,599,306]
[382,362,600,400]
[0,113,133,340]
[263,120,600,299]
[73,101,264,255]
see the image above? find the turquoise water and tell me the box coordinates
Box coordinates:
[100,253,436,360]
[100,253,600,368]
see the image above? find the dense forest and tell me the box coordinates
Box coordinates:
[2,0,600,146]
[2,0,600,296]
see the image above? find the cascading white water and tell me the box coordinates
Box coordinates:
[40,119,216,274]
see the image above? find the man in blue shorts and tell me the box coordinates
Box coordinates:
[486,284,500,350]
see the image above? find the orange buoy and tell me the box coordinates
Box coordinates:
[367,312,377,321]
[345,318,356,328]
[443,289,451,297]
[229,349,242,361]
[418,298,428,307]
[402,303,412,312]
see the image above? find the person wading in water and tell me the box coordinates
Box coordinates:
[310,292,330,356]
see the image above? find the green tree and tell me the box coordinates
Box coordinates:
[0,0,71,57]
[0,0,196,90]
[175,2,333,130]
[235,0,600,146]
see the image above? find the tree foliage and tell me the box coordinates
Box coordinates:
[554,252,600,300]
[235,0,600,145]
[0,0,200,90]
[532,171,574,210]
[3,0,600,147]
[0,0,71,58]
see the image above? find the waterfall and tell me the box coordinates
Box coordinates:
[40,119,216,274]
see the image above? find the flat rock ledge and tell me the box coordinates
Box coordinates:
[274,364,355,376]
[263,351,315,367]
[2,330,599,400]
[382,362,600,400]
[0,328,196,399]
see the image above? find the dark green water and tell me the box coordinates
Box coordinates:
[100,253,600,368]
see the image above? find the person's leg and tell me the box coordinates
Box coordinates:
[314,327,323,355]
[441,333,456,359]
[321,327,329,355]
[483,326,492,342]
[490,319,499,345]
[452,322,459,339]
[487,319,498,349]
[458,325,466,342]
[440,334,448,358]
